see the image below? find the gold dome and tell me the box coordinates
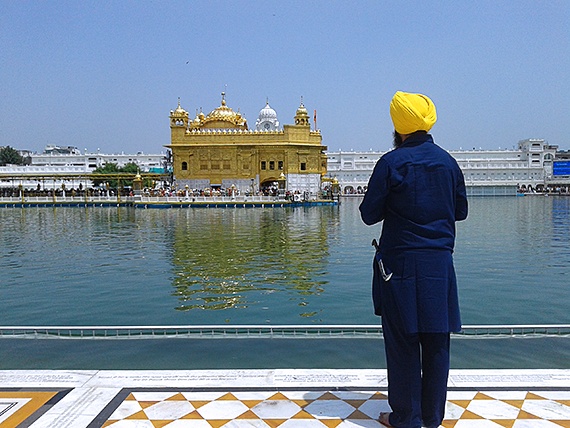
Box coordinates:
[171,98,188,118]
[294,98,310,126]
[202,92,248,129]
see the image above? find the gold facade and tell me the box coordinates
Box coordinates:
[166,94,327,193]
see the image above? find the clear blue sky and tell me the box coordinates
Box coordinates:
[1,1,569,154]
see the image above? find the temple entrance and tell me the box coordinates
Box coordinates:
[260,179,279,196]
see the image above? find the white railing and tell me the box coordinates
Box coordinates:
[0,196,128,203]
[137,195,287,203]
[0,194,329,204]
[0,196,134,204]
[1,324,569,340]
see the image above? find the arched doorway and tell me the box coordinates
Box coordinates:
[260,178,279,196]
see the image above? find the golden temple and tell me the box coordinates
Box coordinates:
[167,93,327,195]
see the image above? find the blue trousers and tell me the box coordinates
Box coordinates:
[382,315,450,428]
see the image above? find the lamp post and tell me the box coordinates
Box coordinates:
[133,173,143,199]
[83,179,89,204]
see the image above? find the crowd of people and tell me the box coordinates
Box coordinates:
[518,184,570,194]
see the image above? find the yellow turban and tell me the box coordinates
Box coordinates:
[390,91,437,135]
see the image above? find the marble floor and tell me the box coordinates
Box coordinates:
[0,369,569,427]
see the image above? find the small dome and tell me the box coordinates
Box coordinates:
[255,100,280,131]
[296,102,308,116]
[258,101,277,121]
[171,98,188,118]
[294,98,310,126]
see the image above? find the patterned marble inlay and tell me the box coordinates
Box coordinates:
[100,389,570,427]
[0,391,59,427]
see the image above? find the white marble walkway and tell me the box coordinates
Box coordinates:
[0,369,569,427]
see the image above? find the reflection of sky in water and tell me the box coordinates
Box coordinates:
[2,198,570,369]
[454,196,570,325]
[1,197,569,327]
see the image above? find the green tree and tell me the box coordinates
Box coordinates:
[0,146,25,166]
[121,162,152,187]
[91,162,141,188]
[121,162,139,174]
[91,163,121,188]
[122,162,141,183]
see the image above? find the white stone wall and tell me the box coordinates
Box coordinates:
[286,173,321,196]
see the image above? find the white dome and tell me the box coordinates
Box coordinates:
[258,102,277,120]
[255,101,280,131]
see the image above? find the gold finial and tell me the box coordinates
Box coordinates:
[221,91,227,106]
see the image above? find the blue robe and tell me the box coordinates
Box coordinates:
[360,133,468,334]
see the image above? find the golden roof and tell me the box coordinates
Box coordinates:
[201,92,248,129]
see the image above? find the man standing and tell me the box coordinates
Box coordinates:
[359,91,468,428]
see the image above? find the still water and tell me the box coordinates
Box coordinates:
[1,197,569,369]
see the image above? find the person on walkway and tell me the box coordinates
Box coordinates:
[359,91,468,428]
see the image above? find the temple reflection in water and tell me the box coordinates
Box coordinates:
[169,206,339,317]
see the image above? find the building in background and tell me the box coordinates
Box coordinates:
[31,146,167,173]
[326,139,562,196]
[1,146,167,191]
[167,93,327,197]
[3,128,567,196]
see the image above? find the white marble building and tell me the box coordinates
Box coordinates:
[1,146,168,190]
[30,146,167,172]
[325,139,559,195]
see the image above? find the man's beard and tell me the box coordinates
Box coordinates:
[393,131,403,148]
